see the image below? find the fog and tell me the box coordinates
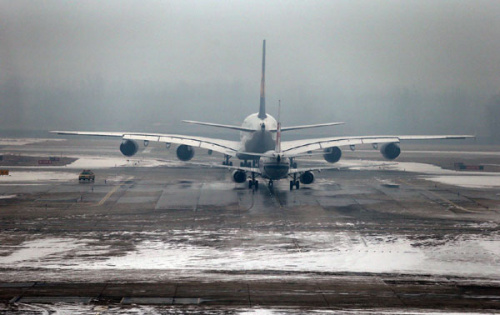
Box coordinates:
[1,1,500,142]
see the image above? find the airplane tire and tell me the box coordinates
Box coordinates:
[290,181,294,190]
[255,181,259,190]
[248,180,253,189]
[296,181,300,189]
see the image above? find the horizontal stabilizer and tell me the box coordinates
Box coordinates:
[280,122,345,132]
[51,131,125,137]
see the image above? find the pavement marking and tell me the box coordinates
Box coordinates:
[94,176,133,207]
[398,179,476,213]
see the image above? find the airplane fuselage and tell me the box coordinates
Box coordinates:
[259,153,290,180]
[237,113,277,160]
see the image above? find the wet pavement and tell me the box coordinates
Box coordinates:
[0,139,499,313]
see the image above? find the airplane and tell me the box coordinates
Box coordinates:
[52,40,474,190]
[221,103,338,190]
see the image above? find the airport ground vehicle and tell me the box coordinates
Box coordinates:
[78,170,95,182]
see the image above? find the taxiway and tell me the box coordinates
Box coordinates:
[0,138,499,314]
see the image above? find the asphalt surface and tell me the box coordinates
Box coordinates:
[0,139,499,314]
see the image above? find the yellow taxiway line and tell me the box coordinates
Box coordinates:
[93,176,133,207]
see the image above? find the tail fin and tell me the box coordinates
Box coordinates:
[258,40,267,119]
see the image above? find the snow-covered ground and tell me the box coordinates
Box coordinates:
[335,159,500,189]
[65,156,183,169]
[0,171,76,182]
[0,138,65,146]
[0,194,17,199]
[0,231,498,279]
[4,305,493,315]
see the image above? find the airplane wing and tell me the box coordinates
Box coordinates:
[51,131,241,157]
[281,135,474,156]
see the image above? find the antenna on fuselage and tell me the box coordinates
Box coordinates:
[258,40,267,120]
[276,100,282,153]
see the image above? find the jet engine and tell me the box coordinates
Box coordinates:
[323,147,342,163]
[232,170,247,183]
[176,145,194,161]
[299,171,315,184]
[380,142,401,160]
[120,139,139,157]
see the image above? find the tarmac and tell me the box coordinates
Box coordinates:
[0,138,499,314]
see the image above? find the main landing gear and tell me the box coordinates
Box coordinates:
[222,155,233,166]
[248,172,259,190]
[290,174,300,190]
[241,160,259,167]
[240,160,252,167]
[249,179,259,189]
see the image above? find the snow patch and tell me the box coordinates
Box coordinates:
[0,138,65,146]
[0,238,84,265]
[65,156,183,169]
[0,194,16,199]
[0,171,76,182]
[1,232,498,279]
[424,175,500,189]
[335,160,500,189]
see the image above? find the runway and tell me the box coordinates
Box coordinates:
[0,138,499,313]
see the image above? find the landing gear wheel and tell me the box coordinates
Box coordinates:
[290,181,294,191]
[249,179,259,190]
[295,181,300,189]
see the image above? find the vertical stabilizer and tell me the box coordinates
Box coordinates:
[258,40,267,119]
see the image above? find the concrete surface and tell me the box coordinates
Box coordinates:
[0,138,499,313]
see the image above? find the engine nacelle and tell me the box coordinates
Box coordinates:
[232,170,247,183]
[120,139,139,157]
[380,142,401,160]
[176,145,194,161]
[323,146,342,163]
[299,171,315,184]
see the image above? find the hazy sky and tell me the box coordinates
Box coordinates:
[1,0,499,135]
